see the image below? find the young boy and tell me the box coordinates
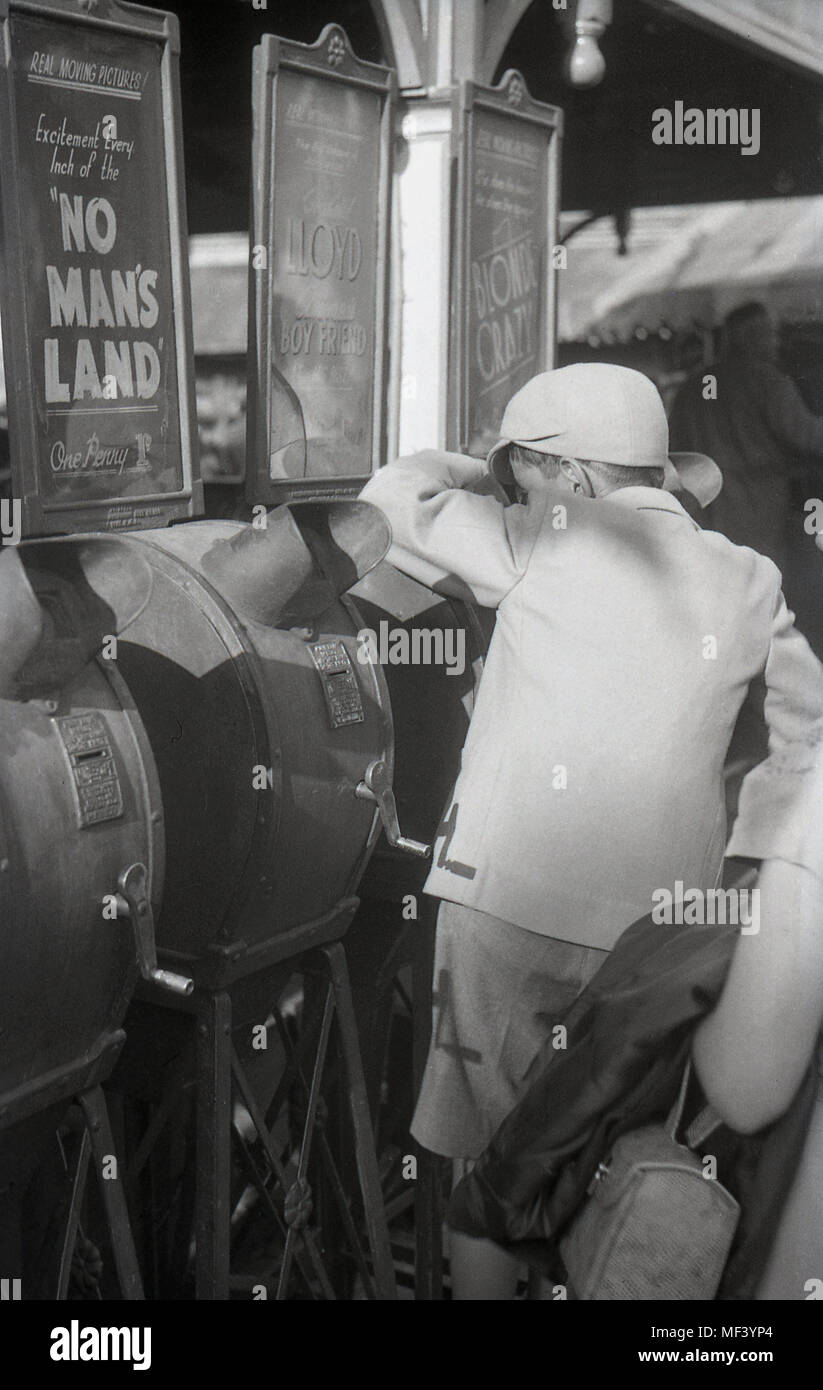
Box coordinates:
[360,363,823,1298]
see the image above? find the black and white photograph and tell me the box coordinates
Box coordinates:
[0,0,822,1363]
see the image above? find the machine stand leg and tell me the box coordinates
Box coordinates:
[322,941,398,1300]
[413,899,444,1300]
[195,991,232,1300]
[78,1087,145,1300]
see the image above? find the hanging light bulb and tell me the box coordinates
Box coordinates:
[561,1,612,89]
[566,19,607,87]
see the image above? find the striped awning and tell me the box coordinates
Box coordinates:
[559,196,823,342]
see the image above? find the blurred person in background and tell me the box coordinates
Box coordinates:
[669,301,823,573]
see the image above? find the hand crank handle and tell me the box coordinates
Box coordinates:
[355,759,431,858]
[111,863,194,997]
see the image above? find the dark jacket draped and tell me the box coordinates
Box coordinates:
[449,914,817,1299]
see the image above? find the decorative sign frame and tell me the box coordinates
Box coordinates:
[452,70,562,458]
[247,24,395,505]
[0,0,200,538]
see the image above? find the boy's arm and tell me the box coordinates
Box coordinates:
[359,450,543,609]
[728,586,823,867]
[697,730,823,1133]
[763,590,823,741]
[692,854,823,1133]
[711,592,823,1131]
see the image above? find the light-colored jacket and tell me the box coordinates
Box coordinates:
[360,451,823,949]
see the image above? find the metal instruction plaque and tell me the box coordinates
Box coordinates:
[453,70,562,457]
[247,24,395,505]
[309,639,364,729]
[56,710,124,828]
[0,0,201,537]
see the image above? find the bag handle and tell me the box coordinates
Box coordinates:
[667,1059,722,1149]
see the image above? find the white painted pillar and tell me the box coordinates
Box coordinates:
[384,1,486,456]
[381,0,566,458]
[392,94,455,457]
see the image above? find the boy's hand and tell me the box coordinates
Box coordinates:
[463,472,511,505]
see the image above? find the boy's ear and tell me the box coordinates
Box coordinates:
[559,456,595,497]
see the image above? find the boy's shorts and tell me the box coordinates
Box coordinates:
[411,899,608,1159]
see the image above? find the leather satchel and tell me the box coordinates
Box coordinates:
[559,1064,740,1300]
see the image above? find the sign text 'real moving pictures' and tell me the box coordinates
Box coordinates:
[0,0,199,536]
